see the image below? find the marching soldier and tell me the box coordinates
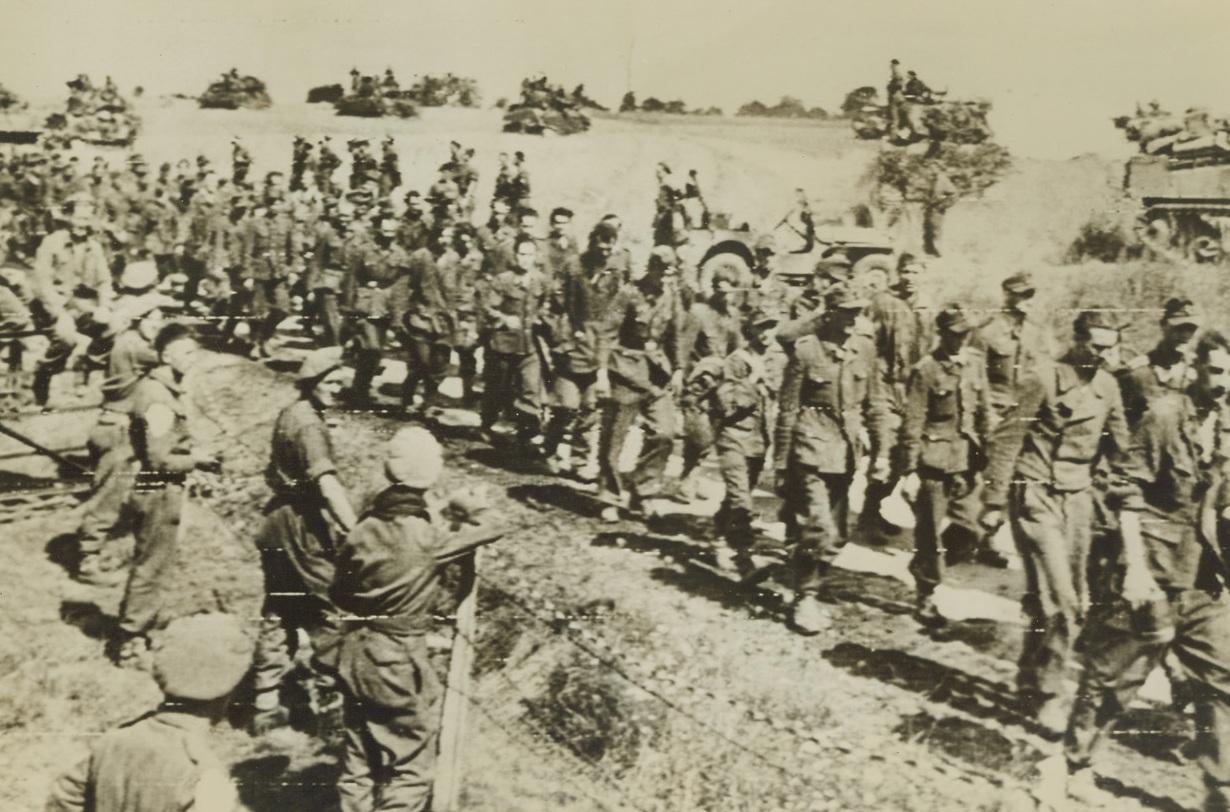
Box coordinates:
[1119,296,1202,427]
[343,217,410,403]
[774,285,891,634]
[480,234,548,448]
[1009,308,1129,733]
[239,199,296,359]
[975,272,1057,559]
[402,225,454,413]
[862,255,932,533]
[898,304,990,627]
[1057,331,1230,811]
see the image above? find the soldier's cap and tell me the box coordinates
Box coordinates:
[296,346,345,385]
[118,260,159,292]
[935,304,973,334]
[385,426,444,489]
[152,613,253,701]
[1161,297,1201,328]
[127,153,147,165]
[824,284,869,311]
[650,245,677,266]
[550,206,574,221]
[345,188,373,204]
[1074,307,1124,336]
[196,155,210,167]
[590,221,619,244]
[1001,272,1035,296]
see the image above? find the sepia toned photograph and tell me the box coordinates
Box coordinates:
[4,1,1230,809]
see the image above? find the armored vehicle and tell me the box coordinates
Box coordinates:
[198,72,271,110]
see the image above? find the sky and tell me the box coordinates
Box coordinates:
[3,0,1230,159]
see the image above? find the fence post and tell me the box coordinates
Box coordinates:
[435,551,478,811]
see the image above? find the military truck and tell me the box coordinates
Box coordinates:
[198,72,272,110]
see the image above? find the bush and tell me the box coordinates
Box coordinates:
[523,651,666,773]
[1064,215,1139,264]
[736,96,828,119]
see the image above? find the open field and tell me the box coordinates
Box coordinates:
[2,99,1224,811]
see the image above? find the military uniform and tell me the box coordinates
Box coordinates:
[480,266,547,440]
[331,485,502,812]
[344,238,409,400]
[676,298,743,495]
[597,292,677,509]
[774,298,890,598]
[710,343,774,559]
[76,327,159,582]
[899,329,990,609]
[116,367,196,640]
[402,244,452,409]
[1067,394,1230,808]
[240,209,296,352]
[1010,347,1128,721]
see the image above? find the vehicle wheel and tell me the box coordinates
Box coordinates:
[1189,234,1223,263]
[699,252,752,289]
[852,253,894,278]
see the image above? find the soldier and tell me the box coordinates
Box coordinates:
[492,152,515,208]
[480,234,547,447]
[861,256,932,534]
[231,137,252,186]
[29,197,114,406]
[304,198,347,347]
[74,271,166,585]
[542,206,579,284]
[903,70,933,103]
[250,348,353,733]
[898,305,990,626]
[331,427,503,812]
[887,59,905,133]
[402,224,454,413]
[509,150,531,210]
[239,199,296,358]
[596,281,677,521]
[343,217,409,403]
[348,139,378,191]
[442,224,484,407]
[975,272,1057,558]
[774,285,890,634]
[710,309,779,574]
[1119,296,1202,427]
[317,136,341,194]
[114,324,219,666]
[426,166,460,225]
[1055,331,1230,811]
[1009,308,1129,733]
[379,136,401,197]
[46,614,253,812]
[542,221,625,476]
[397,190,431,254]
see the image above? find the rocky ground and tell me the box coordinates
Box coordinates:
[1,101,1222,811]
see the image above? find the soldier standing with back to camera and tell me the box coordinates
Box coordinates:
[774,285,890,634]
[251,347,355,734]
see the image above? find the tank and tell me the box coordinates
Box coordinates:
[44,76,140,147]
[198,73,272,110]
[1126,153,1230,263]
[306,84,345,104]
[333,91,417,119]
[852,98,993,146]
[501,75,592,136]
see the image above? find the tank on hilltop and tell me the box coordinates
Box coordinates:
[502,75,591,135]
[198,68,272,110]
[334,68,418,119]
[1118,103,1230,263]
[43,73,140,147]
[851,64,992,146]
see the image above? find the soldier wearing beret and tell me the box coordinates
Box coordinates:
[1009,307,1129,733]
[47,614,254,812]
[250,347,354,734]
[898,304,990,626]
[774,284,891,634]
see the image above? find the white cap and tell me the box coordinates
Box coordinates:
[385,426,444,489]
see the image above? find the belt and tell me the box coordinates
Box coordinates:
[133,471,187,490]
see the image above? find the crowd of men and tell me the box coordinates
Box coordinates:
[3,132,1230,810]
